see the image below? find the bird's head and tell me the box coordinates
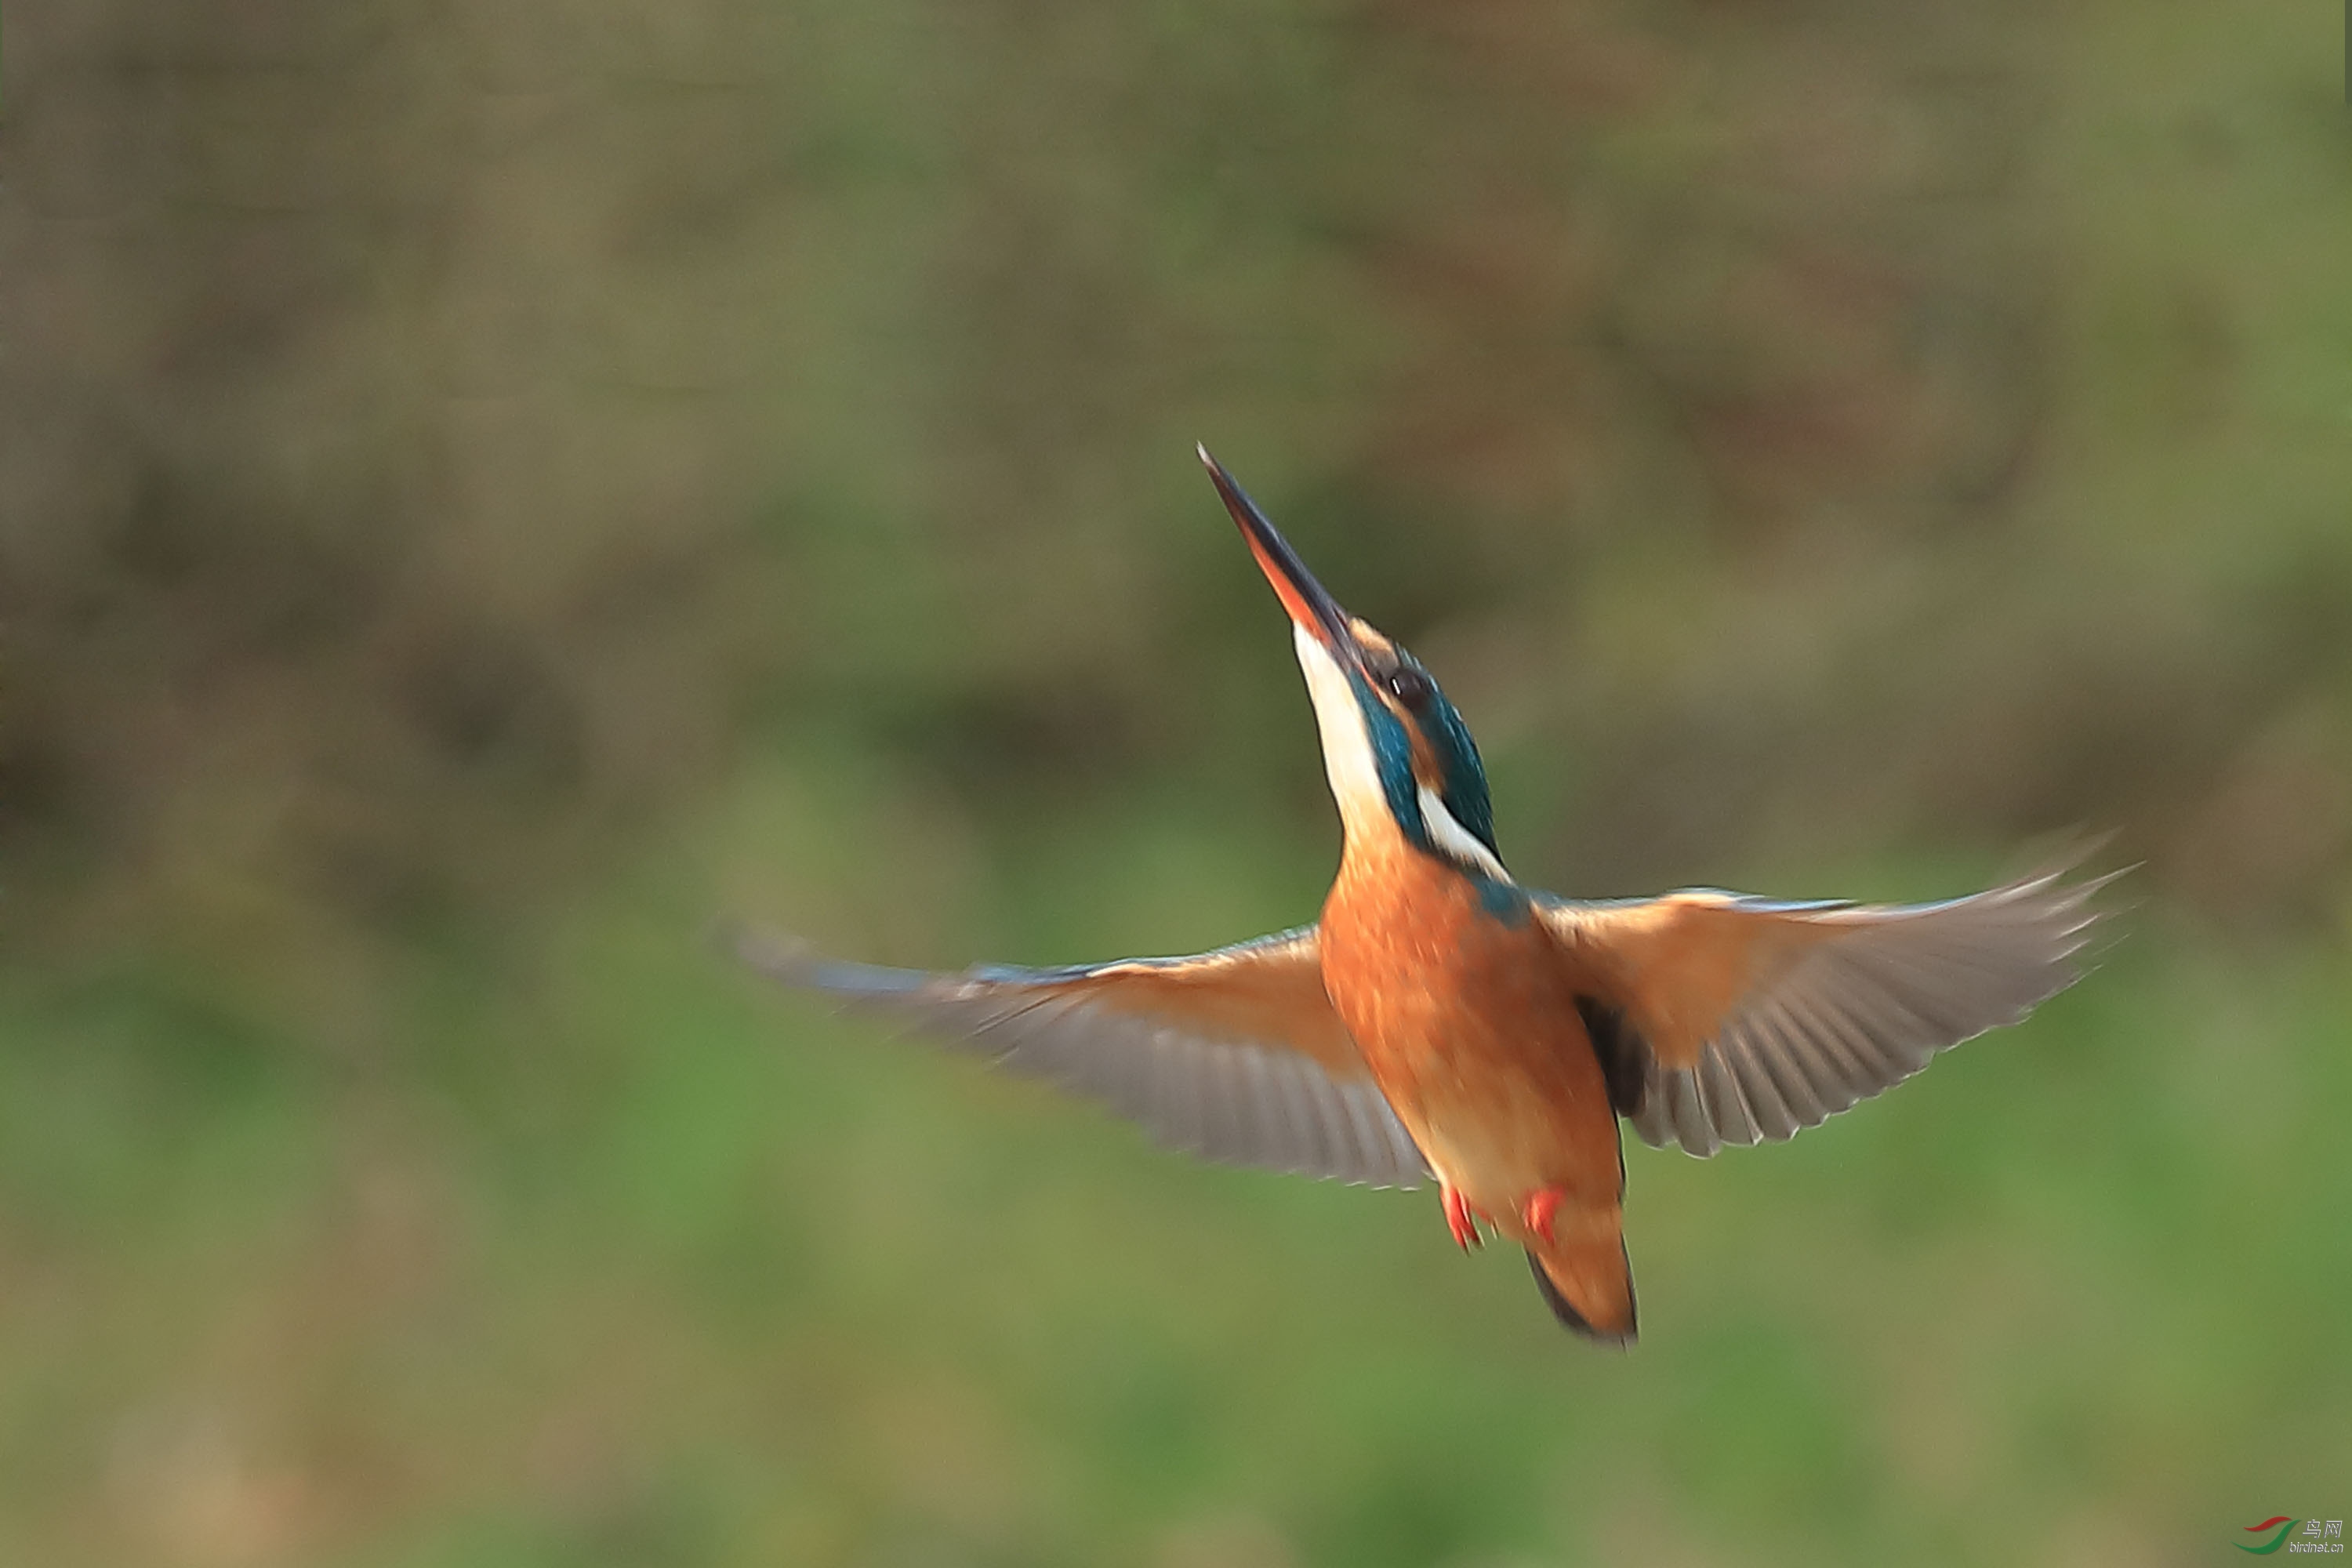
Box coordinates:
[1200,445,1507,882]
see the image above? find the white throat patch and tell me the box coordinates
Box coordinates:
[1292,625,1388,840]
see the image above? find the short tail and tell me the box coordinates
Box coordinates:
[1526,1236,1638,1345]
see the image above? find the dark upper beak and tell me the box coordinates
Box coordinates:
[1197,445,1359,659]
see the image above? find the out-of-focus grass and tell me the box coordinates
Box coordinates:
[5,0,2350,1563]
[4,774,2345,1566]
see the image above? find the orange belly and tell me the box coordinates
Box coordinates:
[1317,837,1624,1243]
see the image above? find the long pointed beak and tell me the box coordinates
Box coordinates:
[1197,445,1359,659]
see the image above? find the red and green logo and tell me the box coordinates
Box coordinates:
[2240,1519,2300,1555]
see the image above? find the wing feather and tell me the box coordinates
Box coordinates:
[732,923,1429,1189]
[1539,861,2115,1156]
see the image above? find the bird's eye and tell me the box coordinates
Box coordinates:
[1385,668,1432,709]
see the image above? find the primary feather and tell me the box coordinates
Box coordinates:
[731,924,1431,1188]
[1535,862,2115,1156]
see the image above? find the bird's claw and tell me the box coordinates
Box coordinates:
[1443,1185,1484,1251]
[1523,1186,1565,1247]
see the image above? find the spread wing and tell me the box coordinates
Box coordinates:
[1536,864,2114,1156]
[731,924,1429,1189]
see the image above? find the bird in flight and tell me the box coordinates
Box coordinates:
[735,446,2110,1343]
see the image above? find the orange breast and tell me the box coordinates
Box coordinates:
[1317,836,1622,1224]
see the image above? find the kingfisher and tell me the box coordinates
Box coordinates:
[735,446,2109,1343]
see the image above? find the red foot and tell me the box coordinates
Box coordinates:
[1523,1187,1566,1247]
[1443,1185,1484,1251]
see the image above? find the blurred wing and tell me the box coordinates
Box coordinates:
[1537,865,2112,1156]
[731,924,1428,1189]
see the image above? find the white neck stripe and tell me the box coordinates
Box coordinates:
[1417,783,1512,881]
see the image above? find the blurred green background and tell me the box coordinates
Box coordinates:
[4,1,2348,1564]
